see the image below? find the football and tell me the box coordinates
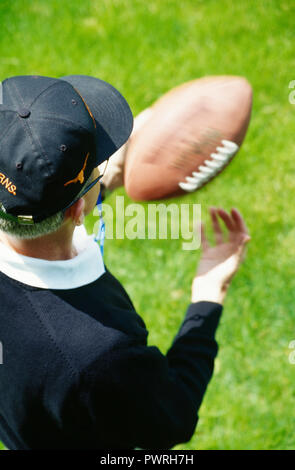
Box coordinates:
[124,76,253,200]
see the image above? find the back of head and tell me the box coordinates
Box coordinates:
[0,74,133,238]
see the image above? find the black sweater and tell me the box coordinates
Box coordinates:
[0,266,222,450]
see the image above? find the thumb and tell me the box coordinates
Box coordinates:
[243,234,251,244]
[236,235,250,262]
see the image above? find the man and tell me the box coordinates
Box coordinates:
[0,75,250,450]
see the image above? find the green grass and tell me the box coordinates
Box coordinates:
[1,0,295,450]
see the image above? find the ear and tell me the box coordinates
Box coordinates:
[64,198,85,226]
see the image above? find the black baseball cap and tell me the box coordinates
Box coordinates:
[0,74,133,224]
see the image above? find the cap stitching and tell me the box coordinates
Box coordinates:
[0,115,40,189]
[28,81,95,136]
[28,79,71,109]
[33,114,96,135]
[15,114,52,175]
[0,111,18,142]
[9,79,26,107]
[0,86,44,187]
[10,80,52,170]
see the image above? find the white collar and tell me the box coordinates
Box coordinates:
[0,225,105,289]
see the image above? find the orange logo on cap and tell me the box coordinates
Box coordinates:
[0,173,16,195]
[64,152,89,187]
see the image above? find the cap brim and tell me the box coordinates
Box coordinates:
[61,75,133,165]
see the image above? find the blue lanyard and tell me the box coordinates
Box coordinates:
[94,191,105,257]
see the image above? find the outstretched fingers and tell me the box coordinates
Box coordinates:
[200,222,210,251]
[231,208,249,232]
[211,207,250,247]
[216,208,236,232]
[210,207,224,244]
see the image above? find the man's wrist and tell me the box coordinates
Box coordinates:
[191,276,227,305]
[98,143,128,191]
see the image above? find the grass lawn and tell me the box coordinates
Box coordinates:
[1,0,295,450]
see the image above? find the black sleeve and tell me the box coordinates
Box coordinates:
[83,301,222,450]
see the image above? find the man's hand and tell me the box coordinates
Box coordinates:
[98,108,153,191]
[191,207,250,304]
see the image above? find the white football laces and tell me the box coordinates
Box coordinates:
[178,139,239,192]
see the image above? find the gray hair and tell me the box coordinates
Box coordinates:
[0,175,93,239]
